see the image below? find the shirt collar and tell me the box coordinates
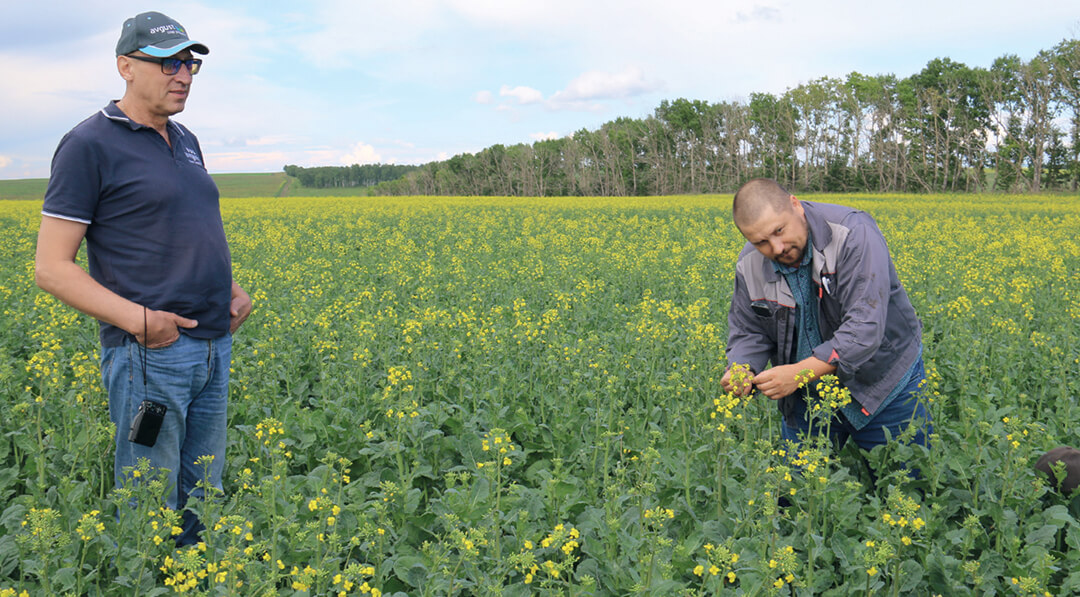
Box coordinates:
[101,101,178,135]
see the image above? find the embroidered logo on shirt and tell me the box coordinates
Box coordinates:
[184,147,203,167]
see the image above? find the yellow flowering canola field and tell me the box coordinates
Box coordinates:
[1,194,1079,595]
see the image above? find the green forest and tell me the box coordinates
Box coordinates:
[282,163,419,189]
[367,39,1080,196]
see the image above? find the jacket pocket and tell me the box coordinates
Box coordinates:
[819,294,842,331]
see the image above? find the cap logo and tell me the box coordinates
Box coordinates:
[149,24,184,36]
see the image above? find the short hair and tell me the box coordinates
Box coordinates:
[733,178,794,228]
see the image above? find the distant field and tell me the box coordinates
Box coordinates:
[0,178,49,201]
[212,172,291,198]
[0,172,373,201]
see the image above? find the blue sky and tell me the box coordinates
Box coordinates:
[1,0,1077,180]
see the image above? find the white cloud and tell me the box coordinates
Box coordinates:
[734,4,783,24]
[474,90,494,104]
[550,67,660,103]
[205,150,292,173]
[500,85,545,105]
[0,32,119,126]
[484,67,661,114]
[443,1,554,27]
[340,142,384,165]
[288,0,448,69]
[0,155,11,169]
[375,138,417,150]
[246,135,304,147]
[529,131,560,141]
[209,135,305,149]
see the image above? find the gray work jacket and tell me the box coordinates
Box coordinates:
[725,201,923,419]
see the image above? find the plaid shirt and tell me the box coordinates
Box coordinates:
[774,231,916,429]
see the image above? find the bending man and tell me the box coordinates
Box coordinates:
[721,178,931,463]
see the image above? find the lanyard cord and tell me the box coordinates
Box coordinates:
[142,306,148,397]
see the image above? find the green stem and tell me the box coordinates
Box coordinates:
[890,561,900,597]
[447,557,463,597]
[717,451,725,521]
[644,546,656,591]
[35,401,45,496]
[807,493,815,593]
[494,463,503,561]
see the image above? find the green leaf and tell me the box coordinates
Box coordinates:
[897,559,925,593]
[391,555,427,589]
[0,534,17,577]
[1025,523,1059,547]
[1066,525,1080,552]
[1060,570,1080,594]
[0,502,26,532]
[1044,504,1075,527]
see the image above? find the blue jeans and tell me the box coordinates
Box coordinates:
[780,357,932,455]
[101,333,231,546]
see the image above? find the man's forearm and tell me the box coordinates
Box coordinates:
[36,259,143,335]
[750,356,839,400]
[792,356,837,382]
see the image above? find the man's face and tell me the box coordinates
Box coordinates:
[736,196,809,267]
[124,50,195,118]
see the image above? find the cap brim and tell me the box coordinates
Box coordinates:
[140,39,209,57]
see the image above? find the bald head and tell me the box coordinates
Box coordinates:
[733,178,795,229]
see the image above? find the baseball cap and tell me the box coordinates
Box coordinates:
[116,12,209,57]
[1035,446,1080,494]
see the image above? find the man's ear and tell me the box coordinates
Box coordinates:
[117,55,135,82]
[790,194,804,215]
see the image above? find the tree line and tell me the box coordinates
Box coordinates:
[370,39,1080,196]
[283,164,419,188]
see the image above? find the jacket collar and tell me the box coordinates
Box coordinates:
[802,201,833,253]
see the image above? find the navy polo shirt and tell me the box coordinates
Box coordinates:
[42,101,232,347]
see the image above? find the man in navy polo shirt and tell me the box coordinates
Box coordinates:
[35,11,251,546]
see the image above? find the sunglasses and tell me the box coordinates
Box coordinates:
[126,54,202,76]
